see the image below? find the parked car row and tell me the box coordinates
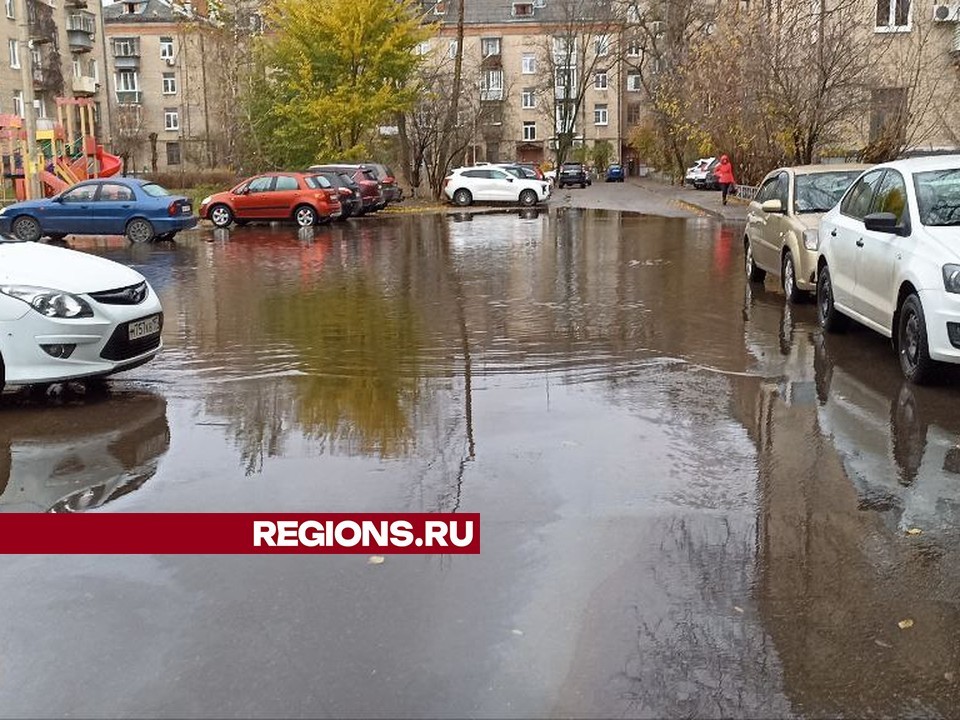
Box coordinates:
[744,155,960,384]
[685,157,721,190]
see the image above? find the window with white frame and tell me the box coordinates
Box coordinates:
[36,97,46,118]
[72,58,81,77]
[415,41,431,56]
[117,69,139,91]
[448,40,458,59]
[162,72,177,94]
[159,36,174,59]
[4,0,13,19]
[480,69,503,100]
[594,34,610,57]
[555,102,575,135]
[8,38,18,69]
[164,107,179,131]
[876,0,910,30]
[521,87,536,109]
[594,71,607,90]
[481,37,501,57]
[627,39,642,57]
[552,36,575,59]
[594,103,608,125]
[12,89,22,118]
[627,73,642,91]
[522,121,536,141]
[521,53,536,73]
[555,65,577,98]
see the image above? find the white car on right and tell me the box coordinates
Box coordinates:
[443,166,551,207]
[817,155,960,384]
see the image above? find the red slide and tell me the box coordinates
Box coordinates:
[96,146,122,178]
[39,170,69,196]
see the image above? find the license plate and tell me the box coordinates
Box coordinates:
[128,315,160,341]
[182,205,192,214]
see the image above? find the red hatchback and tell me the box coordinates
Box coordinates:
[199,172,342,228]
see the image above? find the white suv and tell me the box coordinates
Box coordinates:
[817,155,960,383]
[443,167,551,207]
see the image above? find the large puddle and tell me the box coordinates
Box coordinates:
[1,210,960,717]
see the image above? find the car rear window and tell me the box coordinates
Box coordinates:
[141,183,170,197]
[305,175,332,189]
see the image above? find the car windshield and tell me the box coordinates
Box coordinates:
[305,175,332,189]
[141,183,170,197]
[793,171,862,213]
[914,169,960,226]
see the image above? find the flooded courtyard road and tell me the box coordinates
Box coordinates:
[2,210,960,718]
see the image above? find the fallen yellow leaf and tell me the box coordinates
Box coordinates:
[367,556,385,565]
[906,528,923,536]
[898,618,914,630]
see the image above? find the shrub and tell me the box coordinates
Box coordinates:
[143,169,240,190]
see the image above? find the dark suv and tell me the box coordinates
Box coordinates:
[557,163,591,189]
[361,163,403,204]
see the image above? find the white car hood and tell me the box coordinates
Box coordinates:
[0,241,144,294]
[920,227,960,263]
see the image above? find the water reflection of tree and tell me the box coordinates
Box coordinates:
[267,276,423,459]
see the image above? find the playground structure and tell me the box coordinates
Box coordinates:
[1,97,122,203]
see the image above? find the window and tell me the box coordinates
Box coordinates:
[5,0,13,19]
[627,102,642,124]
[512,2,533,17]
[113,38,138,57]
[870,170,908,224]
[480,69,503,101]
[98,183,135,201]
[594,104,608,126]
[840,170,885,220]
[164,107,179,131]
[627,39,642,57]
[162,72,177,94]
[247,176,273,193]
[555,65,577,96]
[521,87,535,109]
[117,70,139,91]
[166,142,181,166]
[594,34,610,56]
[72,58,81,77]
[91,59,98,82]
[523,121,536,141]
[594,71,607,90]
[8,38,18,69]
[627,73,642,91]
[275,175,298,191]
[462,169,486,179]
[555,101,575,135]
[448,40,458,59]
[62,184,98,203]
[521,53,536,74]
[876,0,910,30]
[553,36,575,59]
[870,87,907,146]
[489,169,510,180]
[415,41,431,56]
[36,98,46,118]
[159,36,174,59]
[12,89,22,117]
[481,37,501,58]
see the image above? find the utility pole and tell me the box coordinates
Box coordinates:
[16,0,40,199]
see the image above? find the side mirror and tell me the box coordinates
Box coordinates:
[234,187,248,196]
[51,195,63,203]
[864,212,903,235]
[507,177,514,182]
[761,199,784,214]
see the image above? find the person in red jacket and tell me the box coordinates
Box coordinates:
[716,155,736,205]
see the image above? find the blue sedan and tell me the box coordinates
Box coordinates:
[605,164,625,182]
[0,178,197,243]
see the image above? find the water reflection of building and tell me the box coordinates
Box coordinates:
[0,392,169,512]
[734,287,960,717]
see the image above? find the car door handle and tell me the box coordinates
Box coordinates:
[856,239,864,248]
[831,229,837,237]
[121,204,131,209]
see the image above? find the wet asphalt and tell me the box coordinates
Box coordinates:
[1,193,960,718]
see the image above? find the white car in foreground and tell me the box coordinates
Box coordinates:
[443,166,551,207]
[0,238,163,390]
[817,155,960,383]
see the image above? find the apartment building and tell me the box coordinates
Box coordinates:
[428,0,630,167]
[0,0,109,136]
[103,0,221,172]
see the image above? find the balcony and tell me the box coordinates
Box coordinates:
[65,0,89,6]
[67,11,96,53]
[72,75,97,96]
[27,0,57,45]
[480,87,504,101]
[112,38,141,68]
[116,89,142,104]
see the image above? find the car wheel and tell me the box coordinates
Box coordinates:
[744,239,766,283]
[294,205,317,227]
[817,265,848,333]
[782,251,804,303]
[126,218,155,244]
[12,215,41,242]
[209,204,234,228]
[898,294,938,385]
[453,189,472,207]
[519,189,537,207]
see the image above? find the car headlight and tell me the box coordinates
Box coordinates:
[943,264,960,294]
[0,285,93,318]
[803,229,819,251]
[0,206,7,215]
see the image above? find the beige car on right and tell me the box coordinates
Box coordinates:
[744,164,869,302]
